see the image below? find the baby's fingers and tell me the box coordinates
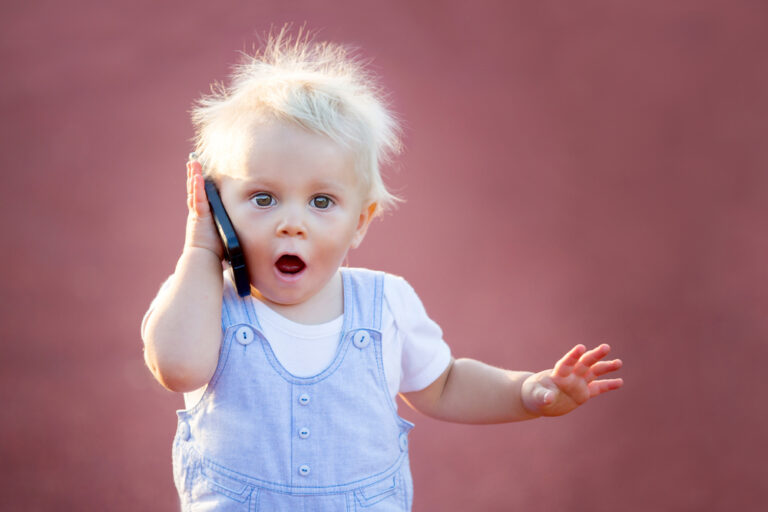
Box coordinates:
[587,359,623,381]
[553,344,586,378]
[587,378,624,397]
[191,172,211,218]
[521,376,559,415]
[532,383,556,406]
[186,163,194,210]
[185,157,209,217]
[573,344,612,378]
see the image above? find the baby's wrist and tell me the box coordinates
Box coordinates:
[519,372,545,417]
[178,245,223,270]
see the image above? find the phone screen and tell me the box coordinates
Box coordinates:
[204,179,251,297]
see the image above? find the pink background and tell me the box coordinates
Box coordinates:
[2,1,767,510]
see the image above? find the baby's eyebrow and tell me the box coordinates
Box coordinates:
[237,176,346,193]
[309,179,344,191]
[238,177,279,189]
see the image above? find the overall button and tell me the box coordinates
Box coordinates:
[179,422,190,441]
[298,393,310,406]
[353,330,370,349]
[235,326,254,345]
[399,433,408,451]
[299,427,310,439]
[298,464,311,476]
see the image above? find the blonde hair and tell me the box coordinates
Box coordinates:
[191,29,402,214]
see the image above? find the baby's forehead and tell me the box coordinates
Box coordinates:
[247,121,354,162]
[213,129,366,191]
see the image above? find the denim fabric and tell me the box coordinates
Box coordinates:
[172,268,415,511]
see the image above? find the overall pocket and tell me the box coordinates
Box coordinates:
[354,473,404,510]
[188,463,255,512]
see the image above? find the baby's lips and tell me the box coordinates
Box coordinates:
[275,254,306,274]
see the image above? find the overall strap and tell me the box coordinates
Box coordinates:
[222,268,383,332]
[340,267,385,332]
[221,272,259,330]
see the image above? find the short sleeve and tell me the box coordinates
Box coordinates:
[384,275,451,393]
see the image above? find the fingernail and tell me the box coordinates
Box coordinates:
[188,152,198,162]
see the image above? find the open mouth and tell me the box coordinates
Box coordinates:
[275,254,306,275]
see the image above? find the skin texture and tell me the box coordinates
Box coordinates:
[402,344,623,423]
[216,121,375,323]
[142,119,624,420]
[142,121,375,391]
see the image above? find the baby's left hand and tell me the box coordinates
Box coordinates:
[521,344,623,417]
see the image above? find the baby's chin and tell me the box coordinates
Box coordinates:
[252,270,343,319]
[251,287,303,307]
[252,280,324,308]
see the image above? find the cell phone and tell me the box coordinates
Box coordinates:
[204,179,252,297]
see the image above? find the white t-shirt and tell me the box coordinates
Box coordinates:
[142,272,452,410]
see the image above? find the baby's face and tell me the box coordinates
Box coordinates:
[217,120,372,307]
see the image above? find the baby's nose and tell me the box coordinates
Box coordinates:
[276,215,306,238]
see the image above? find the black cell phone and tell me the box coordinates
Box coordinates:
[204,179,252,297]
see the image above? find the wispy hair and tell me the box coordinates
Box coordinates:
[191,28,402,214]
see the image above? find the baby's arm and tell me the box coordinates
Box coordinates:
[142,159,225,392]
[401,344,623,423]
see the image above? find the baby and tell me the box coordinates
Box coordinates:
[142,32,623,511]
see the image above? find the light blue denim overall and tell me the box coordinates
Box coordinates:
[172,268,415,511]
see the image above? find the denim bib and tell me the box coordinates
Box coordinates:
[172,268,415,511]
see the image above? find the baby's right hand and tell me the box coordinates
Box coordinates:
[184,156,224,260]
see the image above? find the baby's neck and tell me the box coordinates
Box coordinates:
[252,271,344,325]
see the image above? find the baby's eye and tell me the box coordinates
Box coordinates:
[310,195,334,209]
[251,193,275,207]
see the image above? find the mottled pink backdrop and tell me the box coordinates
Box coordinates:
[1,1,767,510]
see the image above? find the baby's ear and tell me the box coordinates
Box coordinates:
[351,202,378,249]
